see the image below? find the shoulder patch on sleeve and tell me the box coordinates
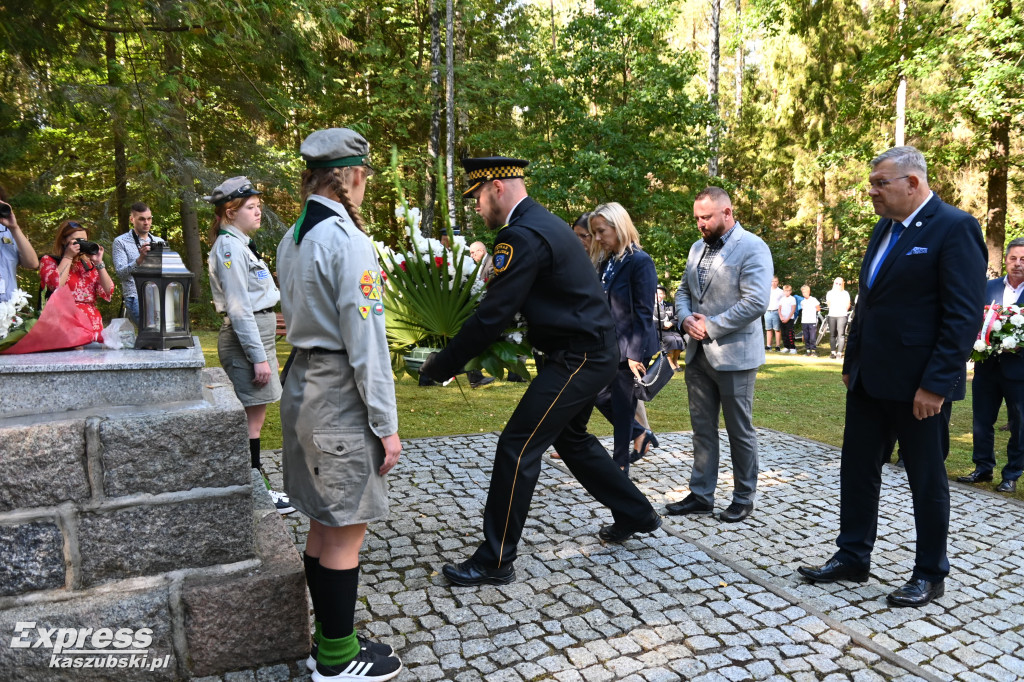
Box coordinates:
[493,242,513,274]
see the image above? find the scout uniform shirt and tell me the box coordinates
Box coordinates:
[208,224,280,364]
[275,194,398,438]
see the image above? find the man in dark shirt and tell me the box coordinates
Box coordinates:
[421,156,660,587]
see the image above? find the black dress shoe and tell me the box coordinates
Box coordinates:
[720,501,754,523]
[797,557,870,583]
[997,479,1017,493]
[886,577,944,607]
[442,558,515,586]
[470,376,495,388]
[599,512,663,542]
[665,494,713,516]
[956,469,993,483]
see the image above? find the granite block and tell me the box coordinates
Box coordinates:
[183,507,307,676]
[100,381,249,497]
[0,340,205,418]
[0,419,90,511]
[77,493,255,586]
[0,585,176,680]
[0,521,66,596]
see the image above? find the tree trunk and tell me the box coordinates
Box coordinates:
[445,0,458,237]
[894,0,907,146]
[707,0,721,177]
[734,0,742,114]
[986,117,1010,278]
[160,19,201,297]
[105,12,127,232]
[985,0,1012,277]
[815,171,825,272]
[424,0,442,239]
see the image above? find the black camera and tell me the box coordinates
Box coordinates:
[0,202,11,220]
[74,238,101,256]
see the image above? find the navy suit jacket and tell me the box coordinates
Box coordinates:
[600,247,658,364]
[976,278,1024,382]
[844,193,986,402]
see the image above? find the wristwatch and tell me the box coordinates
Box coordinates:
[95,262,106,270]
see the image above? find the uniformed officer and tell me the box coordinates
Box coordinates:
[276,128,403,682]
[205,176,292,515]
[420,156,661,587]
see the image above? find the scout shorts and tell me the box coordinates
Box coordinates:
[217,312,283,407]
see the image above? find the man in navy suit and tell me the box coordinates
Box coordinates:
[958,238,1024,494]
[799,146,986,607]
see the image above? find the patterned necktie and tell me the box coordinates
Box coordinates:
[867,221,904,287]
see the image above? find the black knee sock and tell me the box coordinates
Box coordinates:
[250,438,261,470]
[304,553,322,644]
[318,564,359,640]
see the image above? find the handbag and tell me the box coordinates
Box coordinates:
[633,352,673,401]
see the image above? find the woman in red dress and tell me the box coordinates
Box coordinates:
[39,220,114,339]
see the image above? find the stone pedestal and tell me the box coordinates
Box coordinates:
[0,342,308,680]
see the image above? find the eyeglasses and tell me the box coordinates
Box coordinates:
[223,183,257,202]
[362,164,376,178]
[869,175,909,190]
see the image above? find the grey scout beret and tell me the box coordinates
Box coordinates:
[301,128,372,169]
[203,176,261,205]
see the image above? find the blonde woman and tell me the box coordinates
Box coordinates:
[276,128,402,682]
[590,202,659,473]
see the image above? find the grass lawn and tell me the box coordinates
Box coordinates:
[194,331,1018,499]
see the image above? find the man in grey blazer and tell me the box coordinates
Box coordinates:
[667,186,773,523]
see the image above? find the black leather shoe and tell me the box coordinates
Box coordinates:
[720,501,754,523]
[599,512,663,542]
[886,578,944,607]
[442,558,515,586]
[797,557,869,583]
[997,479,1017,493]
[665,494,713,516]
[470,376,495,388]
[956,469,993,483]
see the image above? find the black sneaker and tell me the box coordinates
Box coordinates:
[307,636,396,672]
[312,649,402,682]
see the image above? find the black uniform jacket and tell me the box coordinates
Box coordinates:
[429,197,615,379]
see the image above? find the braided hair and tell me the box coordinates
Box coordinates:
[300,167,367,233]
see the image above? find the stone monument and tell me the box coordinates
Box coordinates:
[0,341,308,680]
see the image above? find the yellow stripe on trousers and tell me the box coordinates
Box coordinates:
[497,353,588,568]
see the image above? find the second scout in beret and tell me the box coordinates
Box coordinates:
[301,128,376,170]
[461,156,529,196]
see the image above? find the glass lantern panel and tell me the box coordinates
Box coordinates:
[143,282,161,331]
[166,282,185,332]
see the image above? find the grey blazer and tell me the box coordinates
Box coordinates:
[675,222,773,372]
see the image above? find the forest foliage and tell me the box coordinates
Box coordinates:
[1,0,1021,321]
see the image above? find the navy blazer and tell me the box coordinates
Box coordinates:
[976,278,1024,382]
[600,247,659,364]
[844,193,986,402]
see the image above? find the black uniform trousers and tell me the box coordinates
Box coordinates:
[971,359,1024,482]
[835,384,951,582]
[472,341,655,569]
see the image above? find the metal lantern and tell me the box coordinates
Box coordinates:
[133,243,195,350]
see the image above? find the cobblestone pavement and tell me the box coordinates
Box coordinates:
[213,430,1024,682]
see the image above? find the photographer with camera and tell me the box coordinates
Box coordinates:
[39,220,114,337]
[112,201,165,326]
[0,186,39,303]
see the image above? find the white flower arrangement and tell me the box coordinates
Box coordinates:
[0,288,31,339]
[973,302,1024,362]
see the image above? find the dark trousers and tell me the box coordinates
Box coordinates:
[780,319,796,349]
[835,384,951,582]
[971,363,1024,481]
[828,316,848,354]
[472,343,655,569]
[802,323,817,351]
[594,361,646,470]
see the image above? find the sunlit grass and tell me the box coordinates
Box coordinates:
[194,332,1017,499]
